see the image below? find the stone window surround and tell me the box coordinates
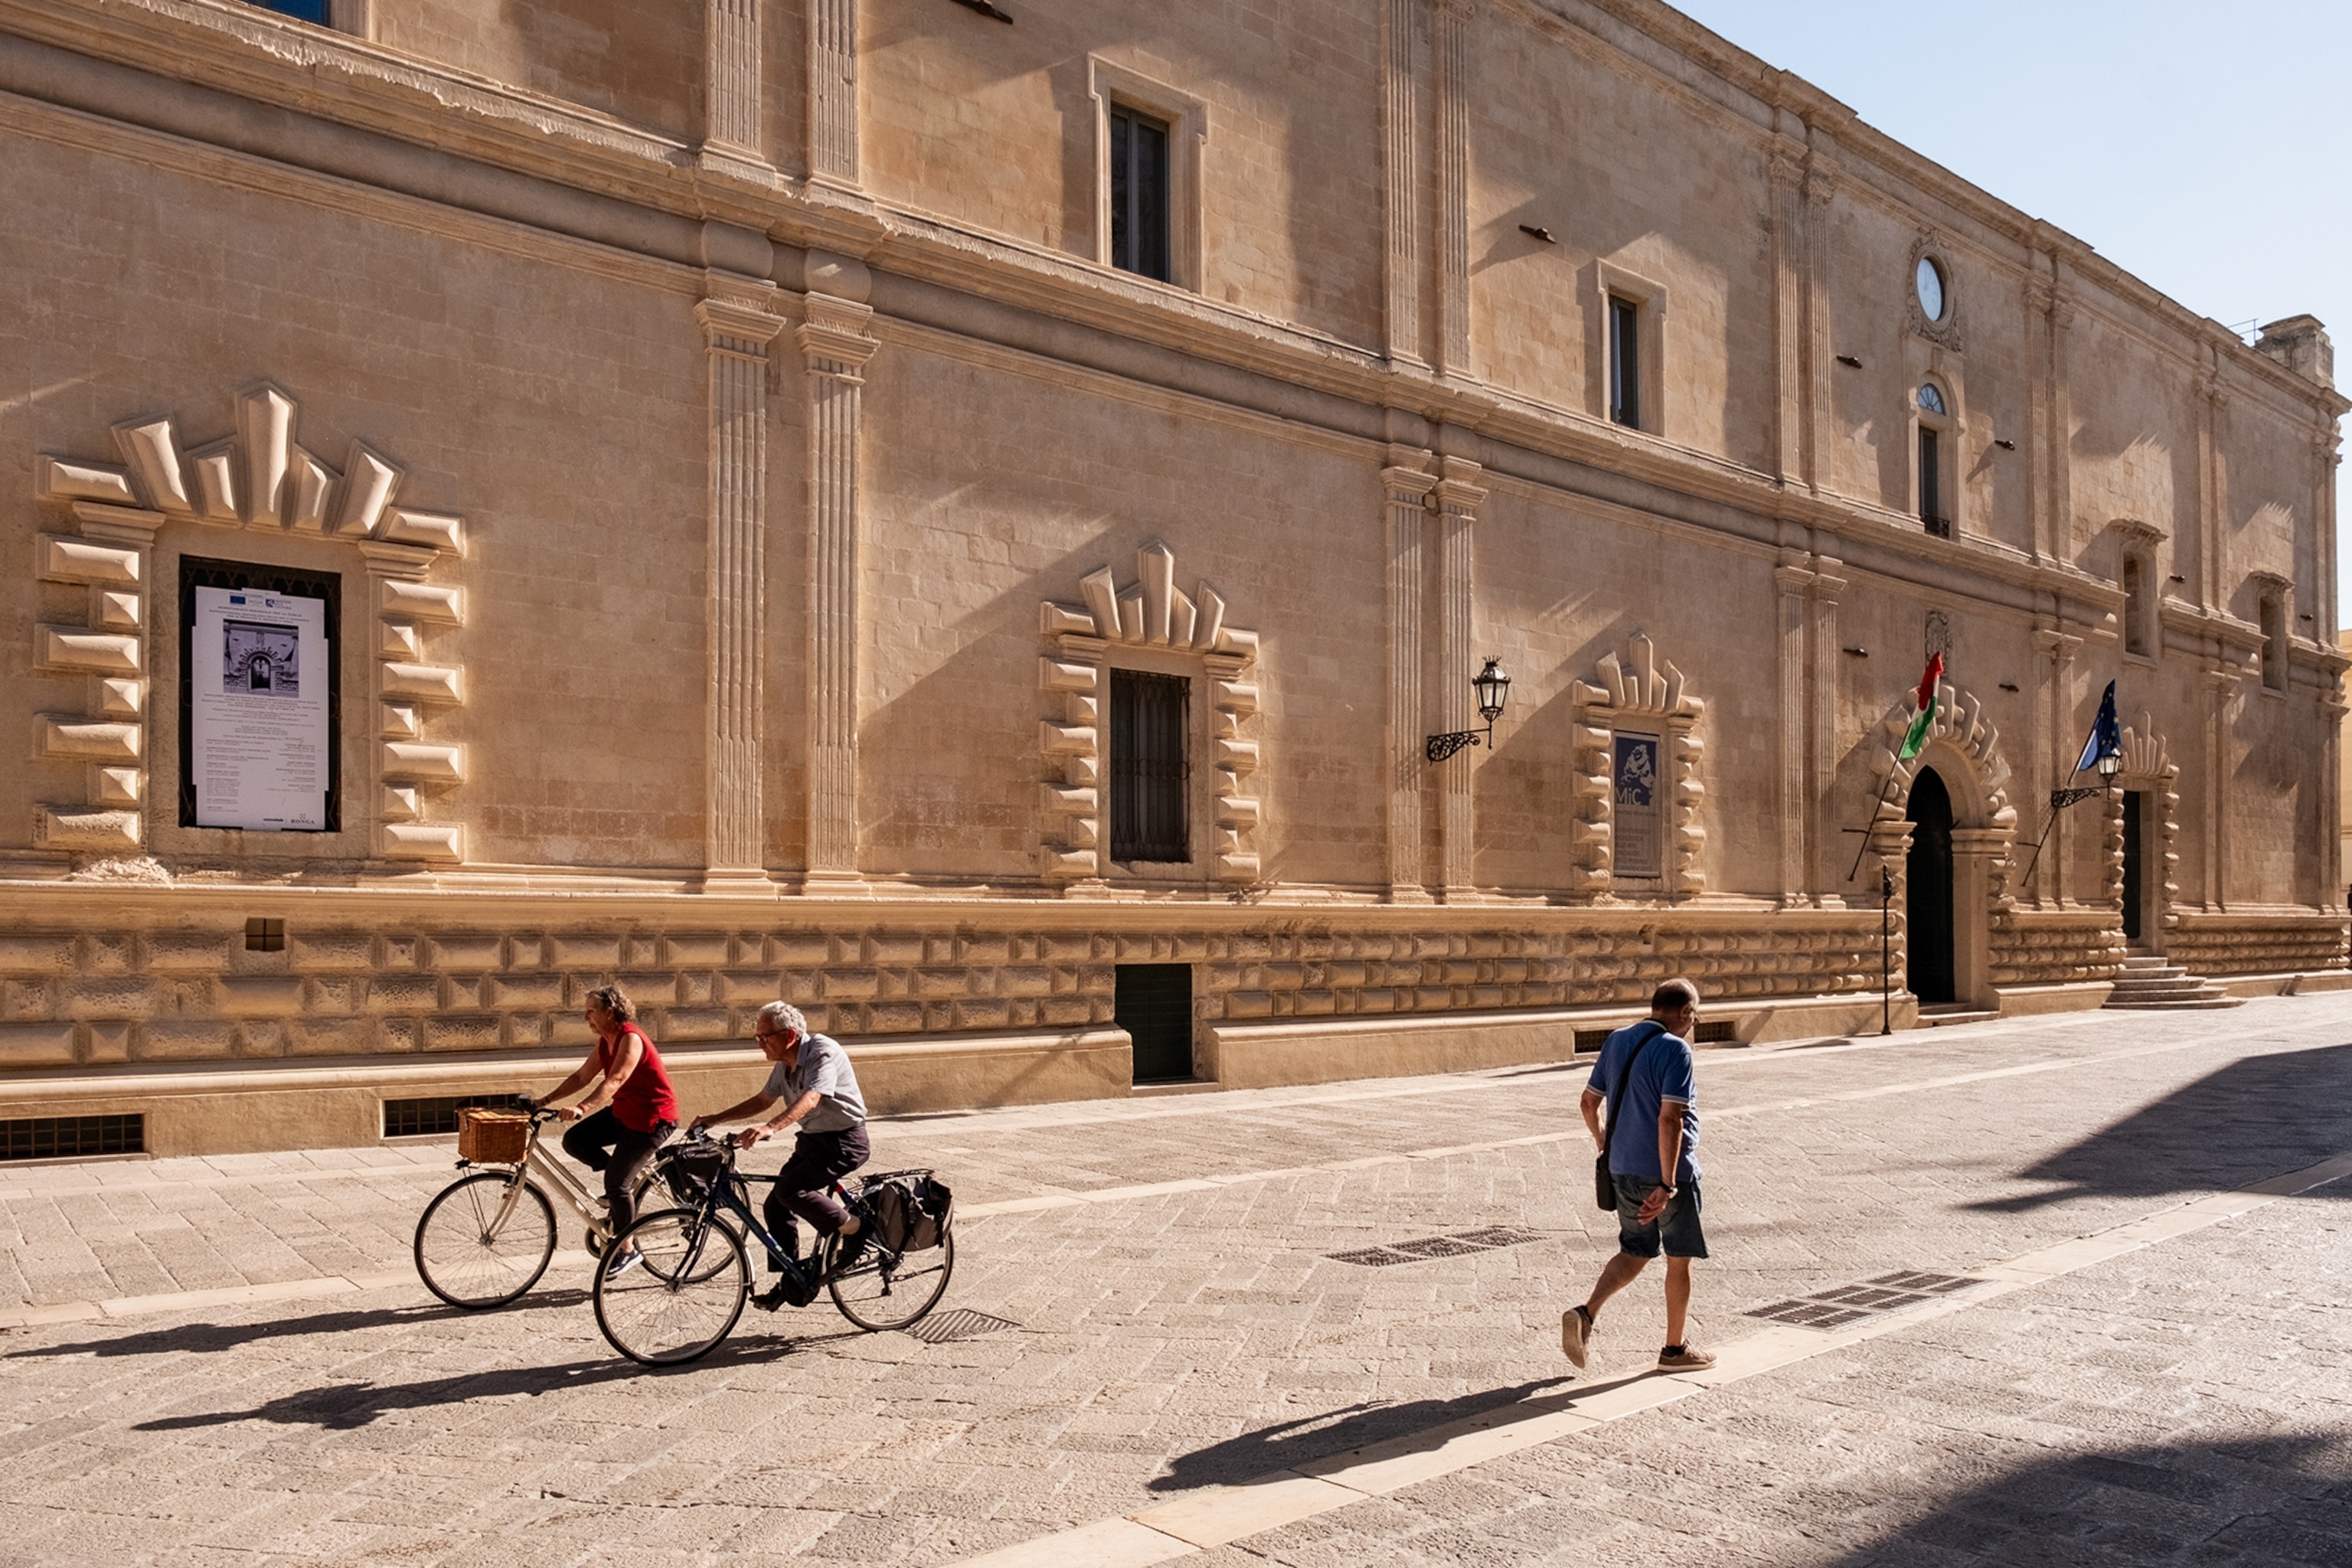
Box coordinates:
[1038,544,1259,889]
[2111,520,2165,665]
[1085,57,1209,294]
[2251,571,2292,696]
[1908,232,1965,351]
[1566,634,1706,903]
[1589,260,1668,439]
[32,385,468,869]
[1909,363,1965,534]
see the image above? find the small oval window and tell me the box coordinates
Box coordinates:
[1917,383,1947,416]
[1916,256,1946,322]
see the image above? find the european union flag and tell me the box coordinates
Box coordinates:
[2074,681,2121,774]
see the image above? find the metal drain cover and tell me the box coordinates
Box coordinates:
[1325,1228,1553,1266]
[1747,1270,1979,1330]
[903,1309,1019,1344]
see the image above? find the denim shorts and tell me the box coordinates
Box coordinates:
[1612,1175,1707,1259]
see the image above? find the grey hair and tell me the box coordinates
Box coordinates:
[585,984,635,1022]
[755,1000,807,1038]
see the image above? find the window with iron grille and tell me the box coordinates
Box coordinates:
[1111,668,1189,862]
[383,1093,531,1139]
[1110,105,1171,282]
[2,1114,143,1161]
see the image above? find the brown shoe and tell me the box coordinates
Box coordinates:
[1657,1344,1716,1373]
[1560,1305,1592,1369]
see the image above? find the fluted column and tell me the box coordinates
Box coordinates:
[2202,666,2239,909]
[808,0,858,187]
[1384,455,1437,898]
[1774,561,1811,903]
[799,266,879,886]
[1434,456,1484,897]
[2030,627,2081,905]
[1808,561,1845,903]
[1802,160,1834,493]
[704,0,761,159]
[1381,0,1425,365]
[1433,0,1472,377]
[1767,149,1805,485]
[697,296,786,885]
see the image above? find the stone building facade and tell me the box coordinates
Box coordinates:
[2,0,2344,1155]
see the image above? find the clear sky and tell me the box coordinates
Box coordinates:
[1669,0,2351,612]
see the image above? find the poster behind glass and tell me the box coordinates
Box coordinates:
[1612,733,1661,878]
[190,585,332,830]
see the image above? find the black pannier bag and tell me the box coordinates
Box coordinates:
[862,1169,953,1253]
[663,1142,729,1207]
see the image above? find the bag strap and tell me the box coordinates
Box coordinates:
[1602,1021,1669,1172]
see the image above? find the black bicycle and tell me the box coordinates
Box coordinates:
[591,1130,956,1365]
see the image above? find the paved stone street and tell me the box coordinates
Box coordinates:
[5,997,2351,1566]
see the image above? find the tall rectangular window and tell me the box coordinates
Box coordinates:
[2260,595,2286,691]
[1109,106,1171,282]
[1607,296,1642,428]
[2122,555,2149,656]
[1919,427,1949,537]
[1111,669,1188,861]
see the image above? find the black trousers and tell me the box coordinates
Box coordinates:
[561,1108,673,1240]
[763,1125,870,1261]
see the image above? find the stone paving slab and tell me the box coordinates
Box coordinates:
[0,997,2349,1564]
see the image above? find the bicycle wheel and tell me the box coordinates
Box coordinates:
[414,1172,555,1308]
[593,1208,748,1366]
[828,1227,955,1332]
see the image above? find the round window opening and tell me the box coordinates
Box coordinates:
[1916,256,1947,322]
[1917,383,1947,416]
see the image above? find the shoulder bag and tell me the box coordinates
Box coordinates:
[1594,1021,1668,1212]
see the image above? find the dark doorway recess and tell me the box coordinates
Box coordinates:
[2122,790,2145,943]
[1116,963,1194,1083]
[1905,767,1956,1005]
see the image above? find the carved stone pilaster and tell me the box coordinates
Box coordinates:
[808,0,858,187]
[1767,149,1805,485]
[704,0,763,165]
[2201,665,2240,909]
[1773,562,1811,903]
[1802,158,1836,494]
[1432,455,1483,896]
[2029,626,2081,904]
[697,294,786,886]
[1433,0,1472,377]
[1807,564,1845,902]
[1383,456,1437,898]
[799,276,879,886]
[1381,0,1426,366]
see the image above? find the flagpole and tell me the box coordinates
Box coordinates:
[1846,764,1897,884]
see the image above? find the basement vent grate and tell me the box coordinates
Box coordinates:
[1573,1028,1613,1053]
[383,1093,531,1139]
[903,1309,1020,1344]
[1694,1020,1739,1044]
[1746,1270,1978,1330]
[2,1113,144,1162]
[1326,1228,1553,1267]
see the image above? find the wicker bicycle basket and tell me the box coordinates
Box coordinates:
[458,1108,531,1164]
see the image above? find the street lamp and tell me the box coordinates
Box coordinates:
[1426,657,1512,763]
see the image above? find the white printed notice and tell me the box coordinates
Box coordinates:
[191,585,332,830]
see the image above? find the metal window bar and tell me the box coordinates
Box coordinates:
[382,1093,532,1139]
[1109,106,1171,282]
[1111,669,1189,861]
[2,1114,144,1161]
[1609,296,1641,428]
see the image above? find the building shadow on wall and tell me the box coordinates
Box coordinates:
[1812,1433,2349,1566]
[1966,1041,2352,1213]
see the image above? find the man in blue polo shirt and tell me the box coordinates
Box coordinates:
[1562,977,1716,1374]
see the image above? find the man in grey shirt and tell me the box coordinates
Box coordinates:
[691,1001,871,1308]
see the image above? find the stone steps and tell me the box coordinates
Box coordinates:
[2104,955,2244,1010]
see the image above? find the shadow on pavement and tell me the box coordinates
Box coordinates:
[1818,1433,2351,1566]
[1148,1376,1577,1491]
[1967,1043,2352,1213]
[5,1291,591,1361]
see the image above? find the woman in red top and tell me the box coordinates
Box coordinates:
[533,985,679,1273]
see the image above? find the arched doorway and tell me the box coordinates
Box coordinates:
[1906,767,1956,1005]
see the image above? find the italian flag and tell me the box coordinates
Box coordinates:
[1900,652,1943,760]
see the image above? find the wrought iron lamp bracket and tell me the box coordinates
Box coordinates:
[1425,727,1488,765]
